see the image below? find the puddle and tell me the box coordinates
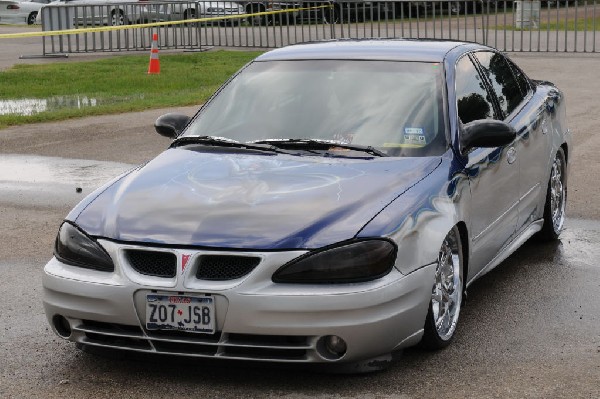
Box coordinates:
[0,155,134,207]
[0,95,144,116]
[558,218,600,267]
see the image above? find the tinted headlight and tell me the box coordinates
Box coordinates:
[272,239,397,284]
[54,222,114,272]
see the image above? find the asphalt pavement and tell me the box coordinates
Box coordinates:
[0,27,599,398]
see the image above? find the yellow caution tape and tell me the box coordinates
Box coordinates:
[0,4,332,39]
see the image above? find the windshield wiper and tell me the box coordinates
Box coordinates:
[252,139,388,157]
[171,136,295,155]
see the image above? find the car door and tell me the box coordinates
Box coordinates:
[454,53,519,280]
[473,51,548,234]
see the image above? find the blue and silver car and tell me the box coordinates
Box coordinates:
[43,39,570,371]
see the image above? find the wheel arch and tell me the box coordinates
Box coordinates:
[455,221,469,293]
[560,142,569,190]
[561,142,569,165]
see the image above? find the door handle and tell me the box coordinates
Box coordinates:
[541,116,549,134]
[506,146,517,164]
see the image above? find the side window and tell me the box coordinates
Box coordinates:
[506,58,532,97]
[474,51,526,118]
[455,55,496,124]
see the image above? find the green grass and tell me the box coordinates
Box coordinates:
[493,16,600,31]
[0,50,263,129]
[540,15,600,30]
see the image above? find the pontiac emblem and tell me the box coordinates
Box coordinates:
[181,254,191,272]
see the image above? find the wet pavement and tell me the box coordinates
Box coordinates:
[0,154,133,207]
[0,151,599,398]
[0,216,598,398]
[0,95,145,116]
[1,51,600,397]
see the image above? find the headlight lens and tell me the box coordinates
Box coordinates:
[54,222,114,272]
[272,239,397,284]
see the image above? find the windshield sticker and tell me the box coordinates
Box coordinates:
[403,128,427,147]
[383,143,426,148]
[332,132,355,144]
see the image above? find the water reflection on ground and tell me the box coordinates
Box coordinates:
[0,95,143,116]
[0,154,134,207]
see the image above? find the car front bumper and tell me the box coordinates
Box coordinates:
[43,240,435,365]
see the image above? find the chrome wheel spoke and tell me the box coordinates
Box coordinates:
[549,156,565,232]
[430,229,463,342]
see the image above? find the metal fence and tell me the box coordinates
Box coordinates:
[39,0,600,54]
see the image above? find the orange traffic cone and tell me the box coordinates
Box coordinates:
[148,33,160,74]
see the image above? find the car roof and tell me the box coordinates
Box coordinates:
[255,39,486,63]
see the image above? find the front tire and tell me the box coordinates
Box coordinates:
[421,226,464,349]
[537,147,567,241]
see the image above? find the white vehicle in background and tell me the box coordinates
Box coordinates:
[146,1,245,26]
[0,0,54,24]
[40,0,148,27]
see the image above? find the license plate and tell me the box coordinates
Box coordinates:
[146,294,215,334]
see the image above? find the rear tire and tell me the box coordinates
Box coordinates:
[28,11,37,25]
[110,10,126,26]
[537,147,567,241]
[183,9,198,26]
[323,5,340,24]
[421,226,464,350]
[448,1,462,14]
[246,4,267,26]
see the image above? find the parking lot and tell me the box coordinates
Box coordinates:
[1,24,600,398]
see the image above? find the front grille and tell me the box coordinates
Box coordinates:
[224,334,308,360]
[195,255,261,280]
[74,320,313,362]
[78,320,152,350]
[125,250,176,278]
[227,334,308,346]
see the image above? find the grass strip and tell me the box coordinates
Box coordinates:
[493,15,600,31]
[0,50,262,129]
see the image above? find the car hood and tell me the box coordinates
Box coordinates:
[72,148,441,249]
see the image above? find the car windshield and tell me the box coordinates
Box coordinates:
[184,60,447,157]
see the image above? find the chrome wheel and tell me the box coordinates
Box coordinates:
[431,229,462,340]
[549,155,566,233]
[422,226,463,348]
[538,147,567,241]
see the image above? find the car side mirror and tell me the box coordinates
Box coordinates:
[460,119,516,152]
[154,113,191,139]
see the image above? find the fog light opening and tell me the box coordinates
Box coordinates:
[52,315,72,338]
[317,335,347,360]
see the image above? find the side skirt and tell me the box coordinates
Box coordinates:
[466,219,544,288]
